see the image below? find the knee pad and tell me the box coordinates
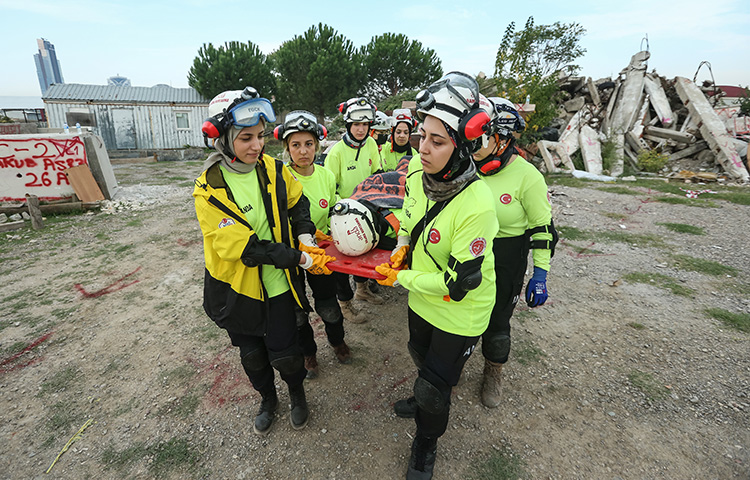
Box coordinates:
[270,355,304,376]
[483,334,511,362]
[316,297,343,325]
[240,347,269,373]
[295,308,309,328]
[407,343,426,370]
[414,376,447,415]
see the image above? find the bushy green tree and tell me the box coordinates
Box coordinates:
[270,23,364,118]
[377,89,420,112]
[187,41,275,100]
[362,33,442,101]
[494,17,586,143]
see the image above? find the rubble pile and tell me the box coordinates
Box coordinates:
[536,50,750,183]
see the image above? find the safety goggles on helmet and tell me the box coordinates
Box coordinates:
[392,108,416,129]
[228,98,276,127]
[339,97,376,123]
[274,110,327,141]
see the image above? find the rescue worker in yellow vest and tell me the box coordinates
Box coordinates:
[381,108,418,172]
[473,96,556,407]
[324,97,384,316]
[274,110,354,377]
[375,72,499,480]
[193,87,335,435]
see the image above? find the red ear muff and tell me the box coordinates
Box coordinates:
[319,125,328,139]
[273,125,283,140]
[458,109,491,142]
[479,159,502,175]
[338,102,346,114]
[202,117,222,139]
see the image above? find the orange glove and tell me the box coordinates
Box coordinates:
[301,251,336,275]
[375,263,400,287]
[298,233,326,256]
[315,229,333,243]
[390,245,409,269]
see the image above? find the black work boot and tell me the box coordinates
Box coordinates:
[406,435,437,480]
[393,396,417,418]
[253,387,278,435]
[289,383,309,430]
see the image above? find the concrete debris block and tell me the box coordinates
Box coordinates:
[579,125,603,175]
[9,213,22,222]
[643,126,696,144]
[571,170,616,182]
[538,140,575,173]
[587,77,601,107]
[21,212,30,220]
[564,96,586,113]
[644,74,675,127]
[674,76,749,182]
[558,109,591,157]
[668,141,708,162]
[714,106,750,136]
[608,50,650,177]
[0,213,7,223]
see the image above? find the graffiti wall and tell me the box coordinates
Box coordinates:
[0,134,88,202]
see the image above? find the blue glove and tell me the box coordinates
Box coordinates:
[525,267,548,307]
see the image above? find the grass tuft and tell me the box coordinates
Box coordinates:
[102,437,198,475]
[623,272,694,297]
[670,254,738,276]
[628,370,668,401]
[513,340,546,366]
[470,449,527,480]
[704,308,750,333]
[657,222,705,235]
[38,366,82,396]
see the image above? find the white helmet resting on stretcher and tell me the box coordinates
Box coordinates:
[329,199,380,256]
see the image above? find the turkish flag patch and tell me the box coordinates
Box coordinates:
[500,193,512,205]
[319,199,328,208]
[470,237,487,257]
[428,228,441,244]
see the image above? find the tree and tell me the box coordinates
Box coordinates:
[270,23,364,119]
[494,17,586,143]
[362,33,442,101]
[187,41,275,100]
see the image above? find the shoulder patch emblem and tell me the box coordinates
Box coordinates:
[319,198,328,209]
[500,193,512,205]
[470,237,487,257]
[218,217,235,229]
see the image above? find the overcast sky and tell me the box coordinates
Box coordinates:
[2,0,748,102]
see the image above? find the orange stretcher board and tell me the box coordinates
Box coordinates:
[319,240,396,280]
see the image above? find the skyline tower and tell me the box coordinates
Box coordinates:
[34,38,64,95]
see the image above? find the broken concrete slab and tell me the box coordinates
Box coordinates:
[643,126,696,144]
[644,74,675,127]
[674,76,749,182]
[667,141,708,161]
[538,140,575,173]
[579,125,603,175]
[587,77,601,107]
[607,50,650,176]
[564,96,586,113]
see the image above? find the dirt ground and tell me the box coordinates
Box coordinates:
[0,159,748,480]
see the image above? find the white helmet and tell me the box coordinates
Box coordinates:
[371,111,393,131]
[416,71,488,140]
[485,97,526,140]
[338,97,377,123]
[329,199,379,256]
[392,108,417,131]
[202,86,275,139]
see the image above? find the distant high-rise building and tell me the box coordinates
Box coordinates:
[34,38,64,95]
[107,75,131,87]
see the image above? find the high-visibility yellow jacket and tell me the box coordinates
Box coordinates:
[193,155,315,334]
